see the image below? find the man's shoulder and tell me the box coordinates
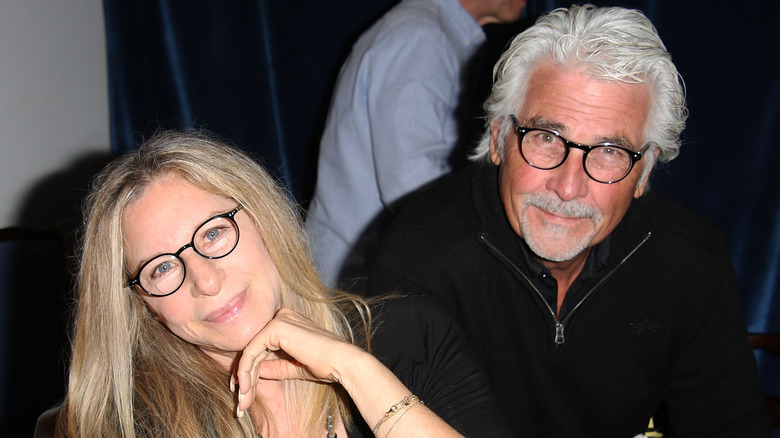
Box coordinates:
[390,165,479,232]
[371,295,459,342]
[363,0,452,42]
[343,0,471,86]
[368,166,482,292]
[637,189,730,256]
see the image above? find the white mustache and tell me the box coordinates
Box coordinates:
[523,193,601,220]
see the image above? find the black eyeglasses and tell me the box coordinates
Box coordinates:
[510,115,647,184]
[128,205,243,297]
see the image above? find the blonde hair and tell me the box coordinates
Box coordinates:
[60,131,366,437]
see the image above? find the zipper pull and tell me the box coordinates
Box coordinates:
[555,322,565,344]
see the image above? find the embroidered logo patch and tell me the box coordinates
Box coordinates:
[630,318,660,337]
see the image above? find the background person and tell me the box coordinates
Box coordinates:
[305,0,526,289]
[368,5,772,437]
[42,131,510,438]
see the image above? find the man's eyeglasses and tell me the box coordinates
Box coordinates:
[510,115,647,184]
[128,205,243,297]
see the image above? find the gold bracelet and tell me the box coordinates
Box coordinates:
[372,394,419,435]
[384,398,423,438]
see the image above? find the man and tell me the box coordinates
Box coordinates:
[368,5,771,437]
[306,0,526,288]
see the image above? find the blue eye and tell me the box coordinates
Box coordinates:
[147,257,181,281]
[155,262,172,274]
[205,228,220,241]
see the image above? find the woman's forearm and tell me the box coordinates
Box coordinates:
[336,349,463,438]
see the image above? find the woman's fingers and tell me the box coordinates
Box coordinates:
[235,347,273,413]
[232,308,361,416]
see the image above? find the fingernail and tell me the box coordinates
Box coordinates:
[238,391,245,402]
[230,377,235,393]
[236,406,244,418]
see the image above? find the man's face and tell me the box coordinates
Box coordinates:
[490,62,652,263]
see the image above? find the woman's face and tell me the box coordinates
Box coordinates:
[123,175,282,369]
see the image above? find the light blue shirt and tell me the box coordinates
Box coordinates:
[306,0,485,287]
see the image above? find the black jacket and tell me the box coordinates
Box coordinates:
[368,163,771,437]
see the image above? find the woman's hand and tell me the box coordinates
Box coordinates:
[233,308,365,412]
[232,307,463,438]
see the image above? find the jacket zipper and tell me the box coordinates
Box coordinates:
[479,232,651,345]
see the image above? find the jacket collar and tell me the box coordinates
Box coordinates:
[470,163,652,277]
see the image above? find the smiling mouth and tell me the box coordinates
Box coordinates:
[534,206,588,223]
[204,291,246,323]
[522,192,599,222]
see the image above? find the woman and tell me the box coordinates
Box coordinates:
[49,131,509,437]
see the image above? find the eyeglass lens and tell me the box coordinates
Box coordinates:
[137,214,239,296]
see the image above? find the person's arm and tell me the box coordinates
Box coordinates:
[664,258,772,436]
[234,308,463,438]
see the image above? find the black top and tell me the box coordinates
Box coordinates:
[348,295,511,437]
[369,163,772,437]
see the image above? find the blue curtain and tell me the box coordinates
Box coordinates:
[103,0,780,398]
[103,0,397,200]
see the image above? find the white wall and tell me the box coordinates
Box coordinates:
[0,0,109,230]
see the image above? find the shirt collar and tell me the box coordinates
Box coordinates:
[518,233,612,280]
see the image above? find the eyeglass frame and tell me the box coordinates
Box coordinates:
[509,115,648,184]
[127,204,243,297]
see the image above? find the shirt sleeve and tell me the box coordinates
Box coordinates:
[369,295,513,437]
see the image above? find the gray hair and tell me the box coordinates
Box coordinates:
[471,4,687,179]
